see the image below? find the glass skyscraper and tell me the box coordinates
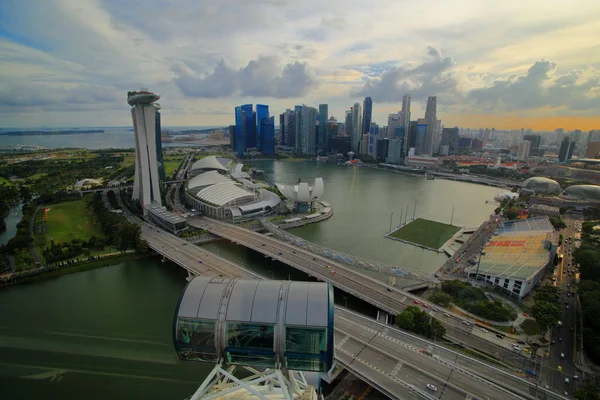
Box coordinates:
[260,116,275,155]
[256,104,269,151]
[362,97,372,136]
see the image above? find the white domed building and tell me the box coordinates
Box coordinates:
[521,177,561,194]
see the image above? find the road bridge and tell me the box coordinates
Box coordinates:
[186,217,543,368]
[139,221,567,400]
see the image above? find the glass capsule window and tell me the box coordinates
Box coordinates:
[175,318,217,362]
[225,323,275,367]
[285,327,327,372]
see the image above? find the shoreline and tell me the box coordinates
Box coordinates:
[0,252,149,288]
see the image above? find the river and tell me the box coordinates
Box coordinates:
[0,159,500,398]
[0,203,22,246]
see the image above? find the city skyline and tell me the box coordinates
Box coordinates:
[1,0,600,130]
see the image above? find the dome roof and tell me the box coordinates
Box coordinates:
[522,177,561,193]
[564,185,600,201]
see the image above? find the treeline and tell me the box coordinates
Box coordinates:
[42,237,107,264]
[573,205,600,364]
[429,280,515,322]
[88,193,144,252]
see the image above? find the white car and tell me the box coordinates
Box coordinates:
[426,384,437,392]
[462,321,470,326]
[564,378,569,384]
[480,328,488,333]
[512,344,521,352]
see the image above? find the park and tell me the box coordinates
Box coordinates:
[388,217,460,250]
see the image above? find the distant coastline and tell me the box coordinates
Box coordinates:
[0,130,105,136]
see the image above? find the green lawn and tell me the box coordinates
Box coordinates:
[0,176,13,185]
[163,159,183,177]
[45,197,103,243]
[389,218,460,249]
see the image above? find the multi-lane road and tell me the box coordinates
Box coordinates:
[545,214,582,394]
[335,308,568,400]
[189,217,535,365]
[137,215,573,399]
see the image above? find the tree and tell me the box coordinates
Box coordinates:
[549,216,567,230]
[534,285,561,304]
[504,210,518,220]
[428,290,452,307]
[574,383,600,400]
[531,301,561,336]
[395,306,445,339]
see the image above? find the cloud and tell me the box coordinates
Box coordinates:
[468,60,600,112]
[173,57,317,99]
[353,47,462,104]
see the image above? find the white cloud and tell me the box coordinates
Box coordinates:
[1,0,600,127]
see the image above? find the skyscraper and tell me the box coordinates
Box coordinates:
[352,102,361,153]
[318,104,328,152]
[517,140,531,161]
[387,113,402,140]
[127,89,162,214]
[558,137,574,162]
[295,105,317,155]
[361,97,372,136]
[400,94,411,154]
[344,110,353,137]
[260,116,275,155]
[234,106,244,156]
[256,104,269,151]
[440,127,459,155]
[523,134,542,157]
[282,109,296,148]
[424,96,437,156]
[415,118,428,155]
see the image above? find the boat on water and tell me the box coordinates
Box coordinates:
[425,174,435,180]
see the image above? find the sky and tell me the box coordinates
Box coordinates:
[1,0,600,130]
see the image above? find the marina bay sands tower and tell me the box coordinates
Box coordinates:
[127,88,163,214]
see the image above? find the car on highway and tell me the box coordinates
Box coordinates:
[480,328,488,333]
[432,308,438,312]
[386,288,393,292]
[561,352,565,359]
[461,321,470,326]
[413,300,420,305]
[426,384,437,392]
[512,344,521,351]
[443,313,450,317]
[564,378,569,384]
[496,333,504,339]
[422,304,430,309]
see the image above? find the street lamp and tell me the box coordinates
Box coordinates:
[268,269,273,279]
[389,212,394,232]
[343,296,348,308]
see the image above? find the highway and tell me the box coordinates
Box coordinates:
[137,220,570,400]
[335,308,569,400]
[188,217,534,366]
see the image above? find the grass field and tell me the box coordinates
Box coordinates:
[389,218,460,249]
[45,197,103,243]
[0,176,13,185]
[163,158,185,177]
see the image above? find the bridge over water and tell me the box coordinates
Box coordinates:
[140,223,563,400]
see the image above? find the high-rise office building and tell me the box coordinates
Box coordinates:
[558,137,574,162]
[260,116,275,155]
[415,118,428,155]
[376,138,389,161]
[440,127,460,155]
[361,97,372,136]
[424,96,437,155]
[517,140,531,161]
[295,105,317,155]
[281,109,296,147]
[368,123,379,156]
[352,103,361,153]
[256,104,269,151]
[242,107,257,149]
[523,134,542,157]
[318,104,328,152]
[400,94,411,155]
[344,110,353,137]
[387,136,405,164]
[585,142,600,158]
[127,89,163,214]
[387,113,402,140]
[324,116,338,153]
